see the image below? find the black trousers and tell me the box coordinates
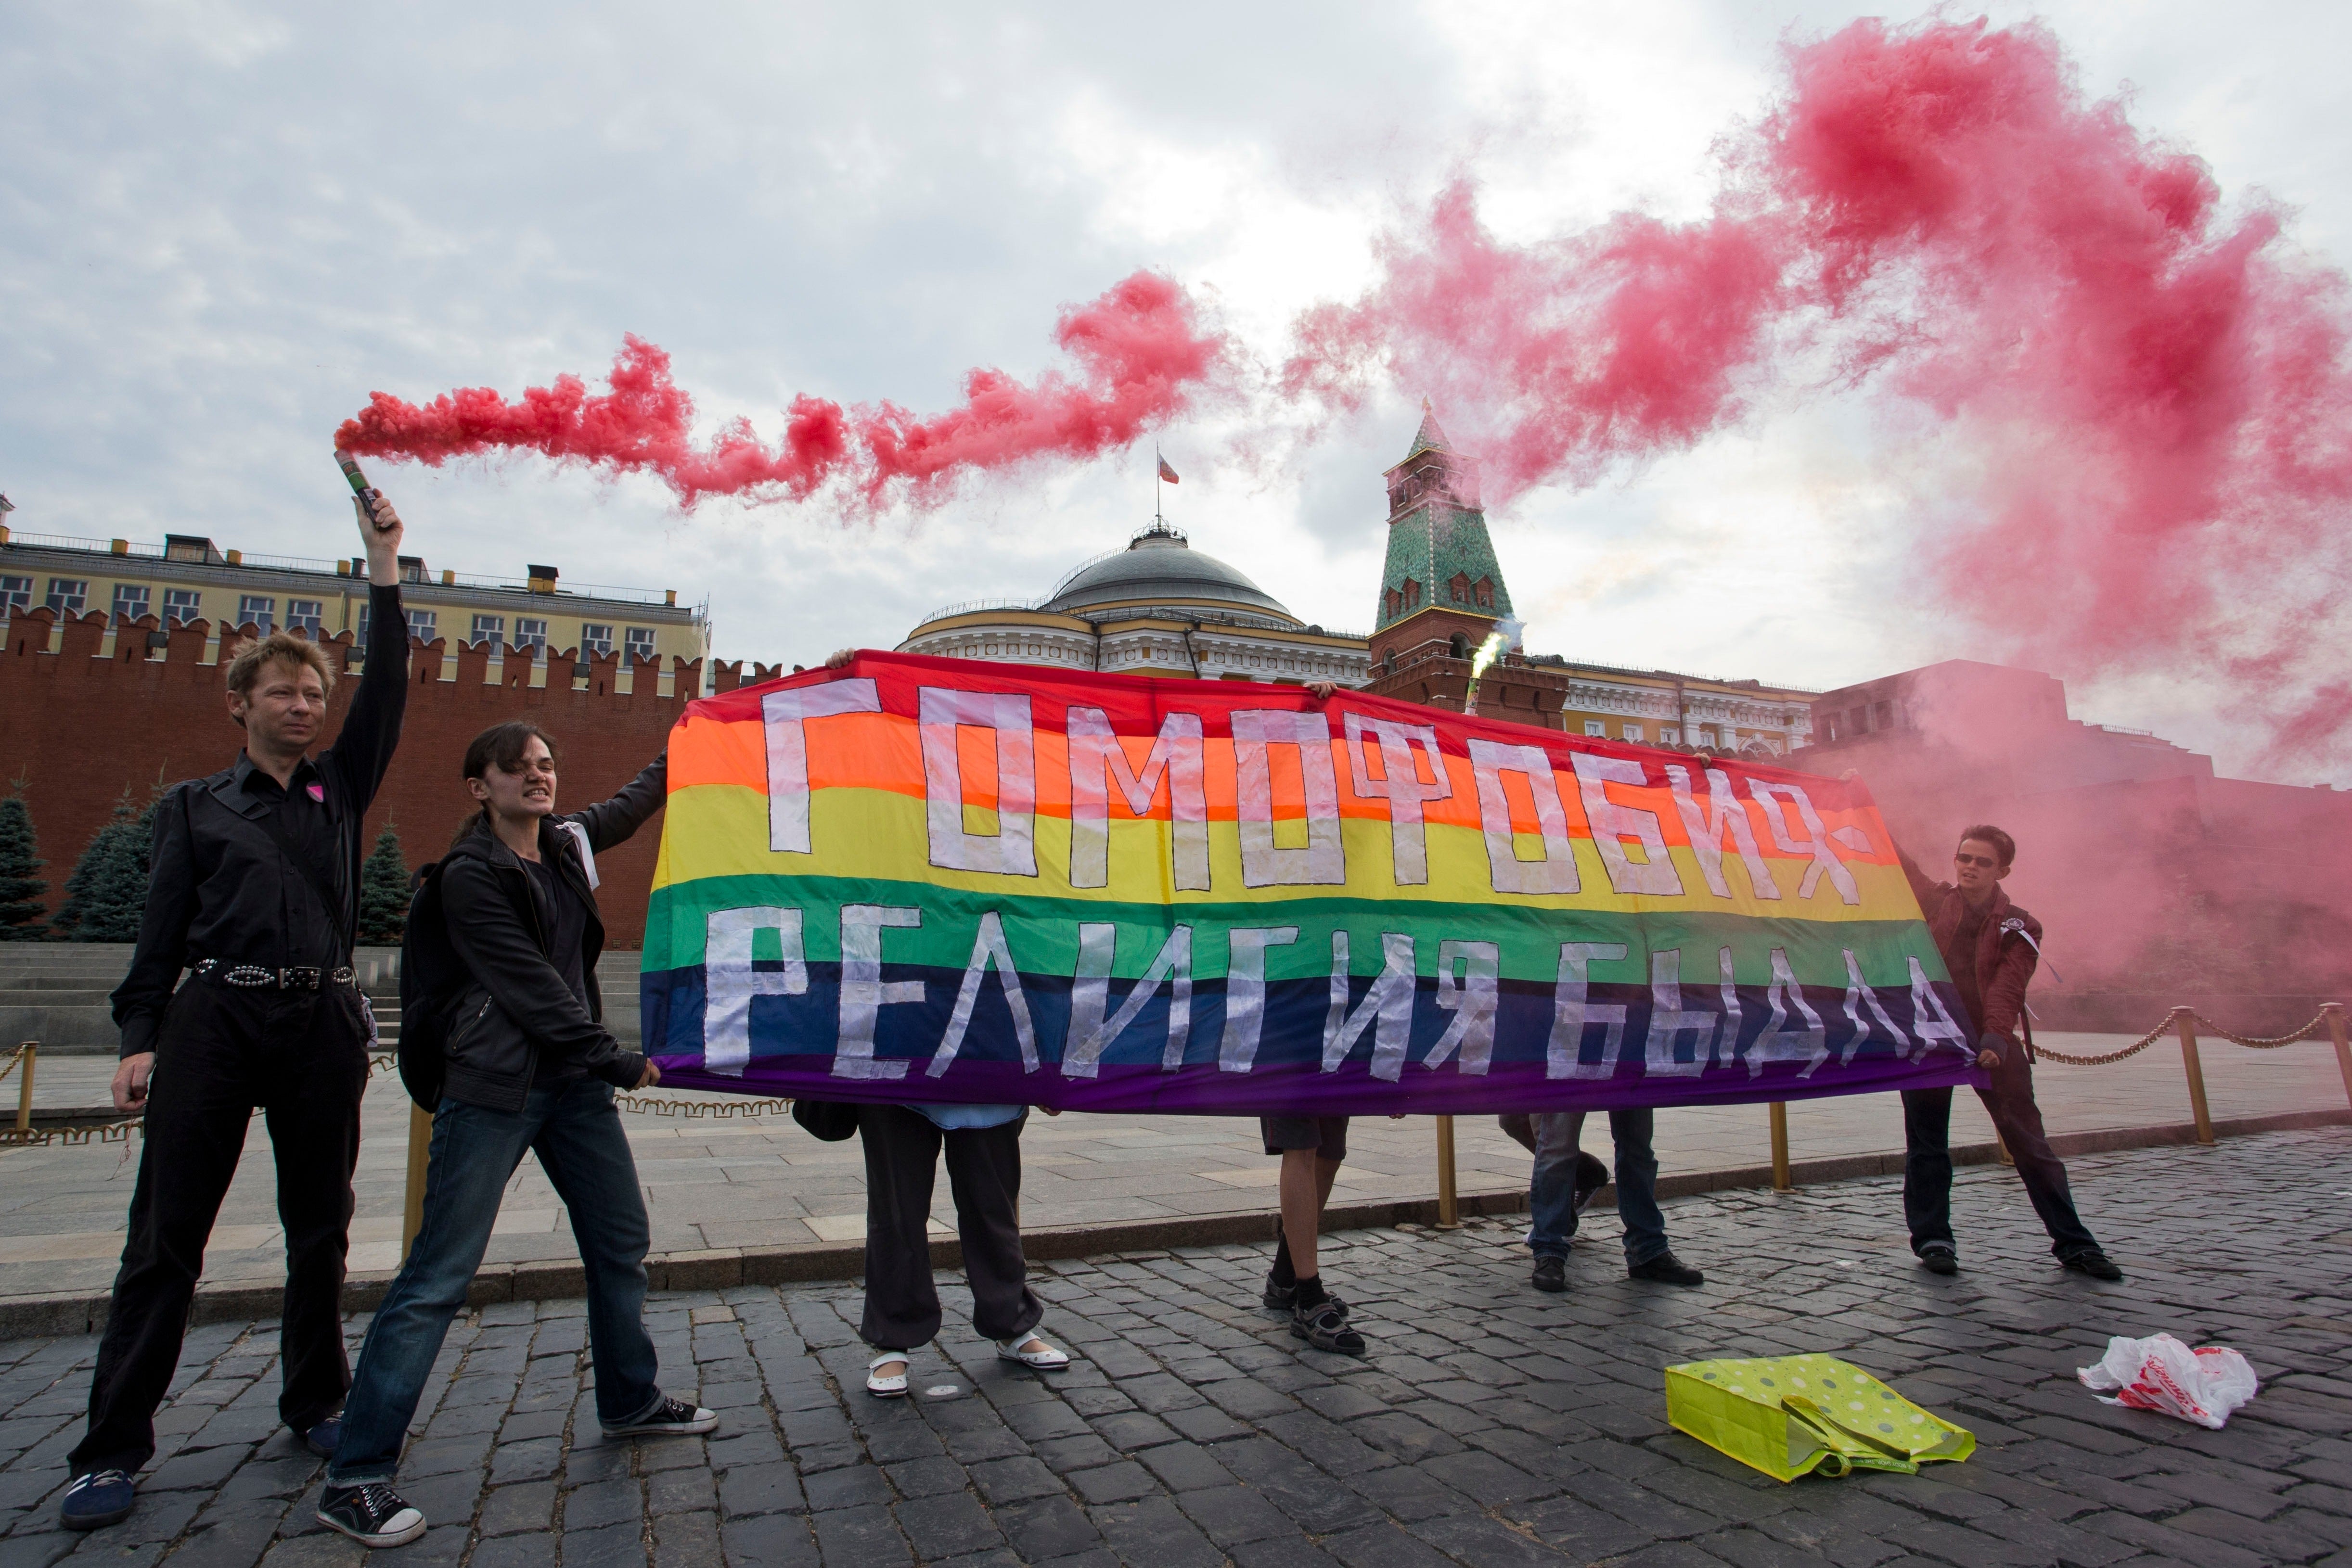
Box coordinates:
[1902,1052,2099,1261]
[857,1106,1042,1352]
[71,981,371,1477]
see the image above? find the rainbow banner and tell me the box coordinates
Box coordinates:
[643,653,1978,1114]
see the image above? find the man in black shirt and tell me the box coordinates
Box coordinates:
[62,491,411,1531]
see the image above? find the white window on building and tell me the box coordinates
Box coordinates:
[471,613,505,648]
[514,617,548,655]
[405,608,438,643]
[1621,723,1643,742]
[580,623,614,658]
[46,579,88,614]
[286,599,323,637]
[238,595,274,633]
[1584,720,1607,738]
[1659,727,1680,745]
[113,584,151,621]
[0,577,30,618]
[162,588,202,626]
[1697,727,1717,747]
[623,627,657,666]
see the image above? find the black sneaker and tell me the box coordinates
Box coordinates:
[1531,1256,1567,1293]
[2063,1249,2123,1282]
[1571,1152,1610,1215]
[302,1415,342,1459]
[1919,1245,1959,1276]
[1628,1251,1705,1287]
[1291,1299,1366,1356]
[60,1469,135,1531]
[601,1396,719,1440]
[317,1482,426,1549]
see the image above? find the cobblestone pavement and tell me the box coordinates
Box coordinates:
[4,1037,2340,1301]
[0,1129,2347,1568]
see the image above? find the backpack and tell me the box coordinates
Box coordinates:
[397,859,463,1110]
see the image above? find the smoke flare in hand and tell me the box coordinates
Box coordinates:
[1286,18,2352,761]
[334,271,1226,511]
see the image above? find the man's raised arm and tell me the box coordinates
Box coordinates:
[327,490,411,810]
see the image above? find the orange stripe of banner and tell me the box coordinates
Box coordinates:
[667,710,1891,864]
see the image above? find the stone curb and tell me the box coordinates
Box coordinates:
[2,1107,2342,1341]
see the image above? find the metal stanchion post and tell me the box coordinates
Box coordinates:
[13,1042,33,1133]
[1769,1102,1792,1193]
[1434,1115,1460,1229]
[400,1105,433,1262]
[2174,1010,2215,1147]
[2326,1004,2352,1113]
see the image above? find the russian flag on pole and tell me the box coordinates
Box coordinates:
[640,652,1978,1115]
[1157,456,1180,484]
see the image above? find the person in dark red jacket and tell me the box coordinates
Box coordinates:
[1897,823,2122,1281]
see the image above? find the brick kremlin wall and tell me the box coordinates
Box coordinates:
[0,608,786,948]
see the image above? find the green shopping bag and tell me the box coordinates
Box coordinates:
[1664,1354,1974,1483]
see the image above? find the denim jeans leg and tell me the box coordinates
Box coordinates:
[328,1097,539,1485]
[1526,1112,1586,1258]
[534,1080,662,1427]
[1609,1109,1670,1266]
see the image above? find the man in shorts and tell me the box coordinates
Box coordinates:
[1260,1115,1362,1354]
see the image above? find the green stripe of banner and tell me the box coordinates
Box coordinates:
[644,875,1946,988]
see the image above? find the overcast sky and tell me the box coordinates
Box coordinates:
[4,0,2346,780]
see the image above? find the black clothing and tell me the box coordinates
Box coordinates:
[523,858,588,1087]
[112,583,411,1059]
[70,982,372,1476]
[1902,1064,2100,1260]
[425,757,666,1114]
[75,581,408,1480]
[857,1105,1042,1351]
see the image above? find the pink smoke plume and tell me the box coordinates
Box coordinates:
[1287,18,2352,759]
[334,271,1226,510]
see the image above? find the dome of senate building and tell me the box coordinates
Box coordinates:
[1040,524,1299,624]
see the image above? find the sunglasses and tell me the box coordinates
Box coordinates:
[1953,853,2000,869]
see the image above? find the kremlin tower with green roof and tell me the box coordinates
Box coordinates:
[1373,402,1513,637]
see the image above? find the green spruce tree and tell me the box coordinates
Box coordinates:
[0,777,47,940]
[358,823,410,945]
[51,787,164,943]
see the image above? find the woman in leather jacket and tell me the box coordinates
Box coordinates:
[317,722,717,1549]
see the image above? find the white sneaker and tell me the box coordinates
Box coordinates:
[997,1333,1070,1370]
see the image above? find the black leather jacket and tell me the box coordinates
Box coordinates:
[432,754,665,1112]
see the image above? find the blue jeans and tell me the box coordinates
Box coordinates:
[328,1079,663,1485]
[1528,1109,1669,1266]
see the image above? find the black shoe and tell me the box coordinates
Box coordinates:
[2063,1249,2123,1281]
[60,1470,134,1531]
[1531,1256,1567,1293]
[601,1395,719,1440]
[317,1482,426,1549]
[1628,1252,1704,1287]
[1291,1299,1366,1356]
[1571,1152,1610,1215]
[302,1415,342,1459]
[1919,1245,1959,1276]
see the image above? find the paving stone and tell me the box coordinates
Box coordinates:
[893,1492,1003,1559]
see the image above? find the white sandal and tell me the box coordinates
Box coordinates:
[996,1333,1069,1371]
[865,1351,911,1398]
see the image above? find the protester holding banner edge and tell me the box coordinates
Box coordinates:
[63,491,412,1533]
[316,722,714,1550]
[1856,791,2122,1283]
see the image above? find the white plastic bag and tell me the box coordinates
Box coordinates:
[2077,1334,2259,1430]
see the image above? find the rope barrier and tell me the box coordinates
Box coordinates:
[2030,1012,2185,1067]
[617,1094,795,1119]
[0,1044,24,1084]
[2187,1012,2330,1050]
